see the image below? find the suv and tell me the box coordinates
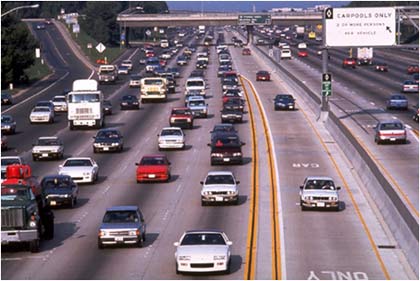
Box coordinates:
[187,96,208,118]
[32,136,64,161]
[299,176,341,211]
[208,132,245,165]
[200,171,240,205]
[98,206,146,248]
[169,107,194,129]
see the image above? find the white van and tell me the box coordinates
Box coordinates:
[160,39,169,48]
[280,49,292,59]
[185,77,206,97]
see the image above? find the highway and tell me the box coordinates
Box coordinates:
[1,19,418,280]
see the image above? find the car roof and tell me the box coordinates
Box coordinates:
[206,171,234,176]
[42,174,72,180]
[188,96,205,101]
[106,205,138,212]
[53,95,66,99]
[305,176,334,181]
[185,229,225,234]
[33,106,51,110]
[98,128,120,132]
[161,127,182,131]
[65,157,93,161]
[38,136,59,140]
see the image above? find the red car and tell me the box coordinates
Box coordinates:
[242,48,251,55]
[135,154,171,183]
[342,58,356,68]
[375,63,388,72]
[169,107,194,129]
[256,70,270,81]
[145,51,155,58]
[407,65,419,74]
[298,50,308,57]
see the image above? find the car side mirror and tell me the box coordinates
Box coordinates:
[336,186,341,190]
[299,185,303,189]
[135,163,139,166]
[174,242,180,247]
[226,241,233,246]
[200,181,204,185]
[236,181,240,184]
[241,142,246,146]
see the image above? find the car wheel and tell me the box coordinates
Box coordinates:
[334,205,340,212]
[98,240,104,249]
[29,239,40,253]
[224,259,231,274]
[234,197,239,205]
[167,173,171,182]
[137,237,143,248]
[69,197,75,208]
[32,156,37,161]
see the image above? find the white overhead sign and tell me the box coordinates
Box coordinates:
[325,7,396,47]
[96,43,106,53]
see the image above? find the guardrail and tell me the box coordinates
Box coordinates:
[238,31,419,276]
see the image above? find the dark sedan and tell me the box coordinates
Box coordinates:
[274,94,296,110]
[120,95,140,110]
[256,70,270,81]
[1,115,16,134]
[1,91,13,105]
[41,174,79,208]
[103,100,113,115]
[93,128,124,153]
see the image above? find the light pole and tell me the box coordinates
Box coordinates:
[1,4,39,17]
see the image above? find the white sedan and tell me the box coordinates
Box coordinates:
[29,106,54,123]
[158,127,185,150]
[58,157,99,184]
[200,171,239,205]
[174,230,232,274]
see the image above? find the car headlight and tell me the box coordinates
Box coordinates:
[211,153,223,157]
[83,172,91,176]
[187,118,192,122]
[330,197,338,201]
[111,142,119,146]
[233,152,242,157]
[214,255,226,261]
[178,256,191,261]
[170,118,176,123]
[128,230,137,236]
[63,194,69,198]
[29,221,37,228]
[228,190,237,195]
[3,125,10,129]
[304,196,313,201]
[98,230,106,237]
[93,143,101,147]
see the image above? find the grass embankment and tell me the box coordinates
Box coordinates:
[64,21,124,64]
[25,58,52,83]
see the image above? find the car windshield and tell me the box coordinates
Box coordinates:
[161,129,182,136]
[205,174,235,185]
[144,79,163,85]
[140,157,166,165]
[53,97,66,102]
[258,71,268,75]
[103,100,111,106]
[68,94,100,103]
[172,109,191,115]
[276,95,293,101]
[64,159,92,167]
[187,81,204,87]
[33,107,49,112]
[1,158,20,166]
[37,138,61,146]
[122,60,132,64]
[42,177,71,189]
[131,76,141,80]
[213,125,234,132]
[1,116,12,122]
[103,211,138,223]
[97,130,120,139]
[380,122,404,130]
[305,180,336,190]
[180,233,226,246]
[390,95,406,100]
[189,100,205,106]
[1,187,31,202]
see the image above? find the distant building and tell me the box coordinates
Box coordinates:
[314,5,331,11]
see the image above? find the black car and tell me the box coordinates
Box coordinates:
[1,115,17,134]
[162,74,176,93]
[221,108,243,123]
[93,128,124,153]
[41,175,79,208]
[274,94,295,110]
[1,91,13,105]
[120,95,140,110]
[208,132,245,165]
[103,100,113,115]
[196,60,208,69]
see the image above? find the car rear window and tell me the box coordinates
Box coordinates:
[380,123,403,130]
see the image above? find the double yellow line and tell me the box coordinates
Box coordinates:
[240,75,282,280]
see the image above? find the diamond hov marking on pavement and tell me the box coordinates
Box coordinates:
[292,163,320,168]
[307,270,368,280]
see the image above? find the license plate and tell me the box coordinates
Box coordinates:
[115,237,124,241]
[317,202,325,207]
[390,138,396,141]
[148,174,156,178]
[42,153,48,157]
[103,147,109,151]
[223,158,230,162]
[50,201,56,206]
[216,197,223,202]
[289,106,293,109]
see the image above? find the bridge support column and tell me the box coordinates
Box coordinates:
[246,25,254,46]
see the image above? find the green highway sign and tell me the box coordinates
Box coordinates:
[238,14,271,25]
[322,73,332,97]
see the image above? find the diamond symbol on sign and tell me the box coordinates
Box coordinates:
[96,43,106,53]
[326,8,333,19]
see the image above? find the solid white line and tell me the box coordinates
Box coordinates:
[128,48,140,60]
[3,71,70,114]
[88,70,95,80]
[46,31,68,66]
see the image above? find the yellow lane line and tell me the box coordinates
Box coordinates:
[240,75,259,280]
[413,129,419,138]
[240,75,282,279]
[298,105,391,280]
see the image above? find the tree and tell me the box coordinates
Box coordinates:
[1,15,38,89]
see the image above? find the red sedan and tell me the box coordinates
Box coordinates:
[407,65,419,74]
[135,154,171,183]
[298,50,308,57]
[242,48,251,55]
[342,58,356,68]
[256,70,270,81]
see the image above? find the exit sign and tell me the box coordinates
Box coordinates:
[238,14,271,25]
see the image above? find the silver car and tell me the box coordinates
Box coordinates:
[58,157,99,184]
[174,230,232,274]
[51,95,68,112]
[299,176,341,211]
[374,120,407,144]
[386,94,408,110]
[158,127,185,150]
[32,136,64,161]
[187,96,208,118]
[200,171,239,205]
[98,205,146,249]
[29,106,54,124]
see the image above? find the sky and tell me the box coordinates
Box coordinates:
[166,1,349,12]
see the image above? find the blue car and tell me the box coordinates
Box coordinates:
[386,94,408,110]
